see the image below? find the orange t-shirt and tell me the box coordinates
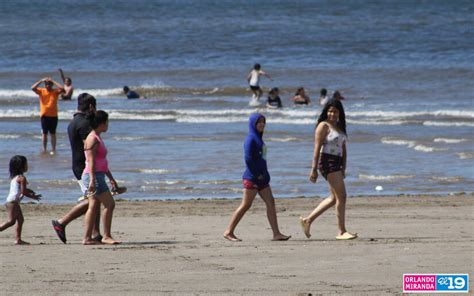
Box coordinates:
[37,88,61,117]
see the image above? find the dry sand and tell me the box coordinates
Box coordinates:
[0,195,472,295]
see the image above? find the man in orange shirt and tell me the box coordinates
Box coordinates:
[32,77,63,155]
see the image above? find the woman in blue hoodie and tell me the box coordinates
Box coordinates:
[223,113,291,242]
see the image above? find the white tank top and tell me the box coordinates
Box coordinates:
[6,175,22,203]
[320,124,346,157]
[249,70,261,86]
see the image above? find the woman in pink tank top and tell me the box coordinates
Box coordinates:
[82,110,121,245]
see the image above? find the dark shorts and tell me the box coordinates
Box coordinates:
[41,116,58,134]
[243,179,269,191]
[318,153,343,180]
[82,172,110,196]
[250,85,261,91]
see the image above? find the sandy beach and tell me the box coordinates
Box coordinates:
[0,194,472,295]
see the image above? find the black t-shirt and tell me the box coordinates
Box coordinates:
[267,95,282,108]
[68,112,91,180]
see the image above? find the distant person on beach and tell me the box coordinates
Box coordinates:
[123,86,142,99]
[292,87,311,105]
[0,156,41,245]
[332,90,345,101]
[299,99,357,240]
[247,63,272,101]
[31,77,64,155]
[223,113,291,242]
[319,88,329,106]
[52,93,102,244]
[266,87,282,109]
[82,110,121,245]
[58,68,74,100]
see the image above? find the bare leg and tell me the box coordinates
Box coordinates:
[256,89,263,101]
[0,202,18,231]
[251,89,258,100]
[15,206,28,245]
[58,200,89,226]
[51,133,57,153]
[327,171,355,238]
[83,196,100,245]
[223,189,257,241]
[258,186,290,241]
[41,133,48,152]
[97,191,119,244]
[305,189,337,224]
[57,199,100,237]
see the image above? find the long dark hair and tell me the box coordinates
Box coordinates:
[316,99,347,135]
[9,155,27,178]
[86,110,109,129]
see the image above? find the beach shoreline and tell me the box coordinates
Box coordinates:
[1,194,472,295]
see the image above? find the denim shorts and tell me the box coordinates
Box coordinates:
[82,172,110,196]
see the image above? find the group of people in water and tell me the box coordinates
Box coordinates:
[247,63,345,109]
[1,67,357,245]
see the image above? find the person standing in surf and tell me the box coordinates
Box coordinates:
[224,113,290,242]
[31,77,64,155]
[246,63,272,101]
[299,99,357,240]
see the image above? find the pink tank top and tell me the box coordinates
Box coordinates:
[83,133,109,174]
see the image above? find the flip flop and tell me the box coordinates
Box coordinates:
[299,216,311,238]
[52,220,67,244]
[111,186,127,196]
[336,232,358,240]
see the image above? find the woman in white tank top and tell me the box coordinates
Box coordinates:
[299,99,357,240]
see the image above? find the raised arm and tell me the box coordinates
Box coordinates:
[58,68,66,83]
[50,78,64,92]
[309,123,329,183]
[31,78,46,95]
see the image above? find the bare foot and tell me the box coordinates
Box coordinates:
[223,233,242,242]
[101,237,121,245]
[300,216,311,238]
[15,240,30,245]
[82,239,101,245]
[272,234,291,241]
[336,232,358,240]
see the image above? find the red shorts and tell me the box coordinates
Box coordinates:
[243,179,269,191]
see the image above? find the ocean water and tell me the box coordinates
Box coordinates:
[0,1,473,203]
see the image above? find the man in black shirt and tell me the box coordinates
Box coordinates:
[52,93,102,243]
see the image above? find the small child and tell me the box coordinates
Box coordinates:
[0,155,41,245]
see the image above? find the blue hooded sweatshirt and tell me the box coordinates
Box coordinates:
[242,113,270,185]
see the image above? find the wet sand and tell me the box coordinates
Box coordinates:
[0,195,472,295]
